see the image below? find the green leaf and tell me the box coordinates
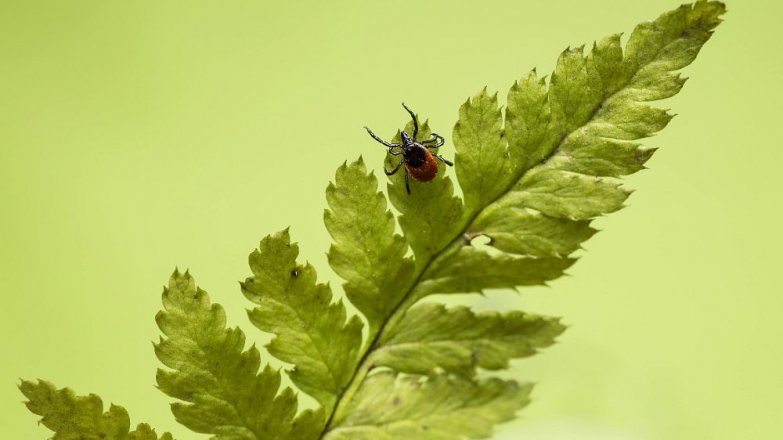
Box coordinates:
[471,207,596,257]
[549,46,604,138]
[386,116,464,263]
[505,69,557,174]
[325,158,416,334]
[625,2,725,79]
[323,372,530,440]
[453,89,511,214]
[508,169,631,220]
[155,270,322,440]
[553,137,657,178]
[18,379,173,440]
[415,246,576,297]
[242,229,363,413]
[374,303,565,376]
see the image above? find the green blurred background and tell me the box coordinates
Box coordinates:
[1,0,780,438]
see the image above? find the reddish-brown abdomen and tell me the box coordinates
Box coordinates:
[406,150,439,182]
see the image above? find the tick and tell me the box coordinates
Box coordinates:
[364,103,453,194]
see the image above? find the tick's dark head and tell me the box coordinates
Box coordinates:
[400,131,413,145]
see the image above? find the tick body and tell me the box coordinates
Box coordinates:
[404,144,439,182]
[364,103,453,194]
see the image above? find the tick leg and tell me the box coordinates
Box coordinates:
[421,133,445,148]
[384,158,404,176]
[434,154,454,167]
[404,169,411,194]
[402,103,419,141]
[365,126,402,148]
